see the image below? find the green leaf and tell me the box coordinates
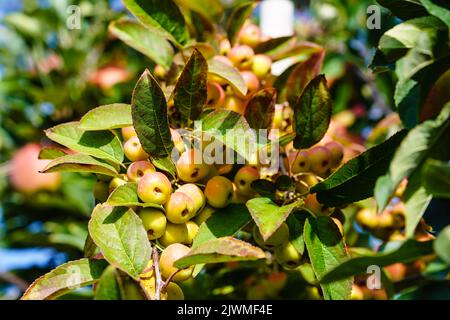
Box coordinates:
[41,154,119,177]
[109,20,173,69]
[88,205,151,279]
[106,183,163,209]
[377,0,428,20]
[287,50,325,107]
[174,0,223,21]
[293,74,332,149]
[320,240,434,283]
[422,159,450,198]
[45,122,124,165]
[244,88,277,130]
[226,1,256,46]
[193,204,252,247]
[174,236,266,269]
[21,259,108,300]
[246,198,302,241]
[80,104,132,131]
[304,216,352,300]
[250,179,277,199]
[254,36,294,55]
[83,234,98,258]
[434,225,450,265]
[286,213,307,255]
[420,0,450,28]
[151,156,177,178]
[375,104,450,210]
[311,130,408,207]
[208,59,247,97]
[378,16,447,62]
[38,147,67,160]
[173,49,208,126]
[132,69,174,158]
[197,109,257,162]
[94,265,121,300]
[122,0,189,46]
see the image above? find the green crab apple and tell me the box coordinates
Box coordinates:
[93,180,109,202]
[228,45,254,70]
[127,160,156,182]
[204,176,234,208]
[251,54,272,78]
[308,146,332,175]
[159,243,194,282]
[233,165,260,197]
[164,192,195,224]
[325,141,344,168]
[274,241,302,269]
[108,175,127,193]
[176,149,211,183]
[137,172,173,205]
[159,222,189,247]
[124,136,149,161]
[289,151,310,174]
[165,282,184,300]
[139,208,167,240]
[253,223,289,249]
[121,126,137,141]
[175,183,205,216]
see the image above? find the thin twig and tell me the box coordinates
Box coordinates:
[161,269,181,292]
[152,247,163,300]
[0,272,29,291]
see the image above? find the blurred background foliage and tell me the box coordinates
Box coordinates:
[0,0,446,300]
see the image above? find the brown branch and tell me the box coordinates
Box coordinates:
[152,246,163,300]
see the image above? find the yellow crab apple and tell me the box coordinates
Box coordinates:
[127,160,156,182]
[325,141,344,168]
[304,193,332,216]
[165,282,184,300]
[289,151,310,174]
[185,221,199,245]
[170,128,185,154]
[308,146,332,175]
[159,222,189,247]
[194,206,216,225]
[108,176,127,193]
[233,165,260,197]
[137,172,173,205]
[176,149,211,183]
[274,241,302,269]
[206,82,226,109]
[204,176,234,208]
[159,244,194,282]
[164,192,195,224]
[224,95,246,114]
[175,183,205,216]
[139,208,167,240]
[228,45,254,70]
[251,54,272,78]
[124,136,149,161]
[240,71,260,95]
[121,126,137,141]
[238,23,261,47]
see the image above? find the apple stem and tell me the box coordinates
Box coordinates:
[161,269,181,292]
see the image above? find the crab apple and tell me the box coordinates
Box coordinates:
[274,241,302,269]
[159,243,194,282]
[194,205,215,225]
[206,82,226,109]
[216,163,233,175]
[308,146,332,175]
[176,149,211,183]
[219,38,231,56]
[240,71,260,95]
[351,285,364,300]
[159,222,189,247]
[164,192,195,224]
[204,176,234,208]
[137,172,172,205]
[9,143,61,194]
[325,141,344,168]
[238,23,261,47]
[224,95,246,114]
[304,193,332,216]
[213,55,233,67]
[289,151,310,174]
[233,165,259,197]
[251,54,272,78]
[127,160,156,182]
[93,180,109,202]
[228,45,254,70]
[230,183,249,204]
[124,136,149,161]
[253,223,289,249]
[186,221,199,245]
[154,64,166,80]
[355,208,378,230]
[175,183,205,216]
[139,208,167,240]
[121,126,137,141]
[165,282,184,300]
[170,129,185,154]
[272,104,284,129]
[108,176,127,193]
